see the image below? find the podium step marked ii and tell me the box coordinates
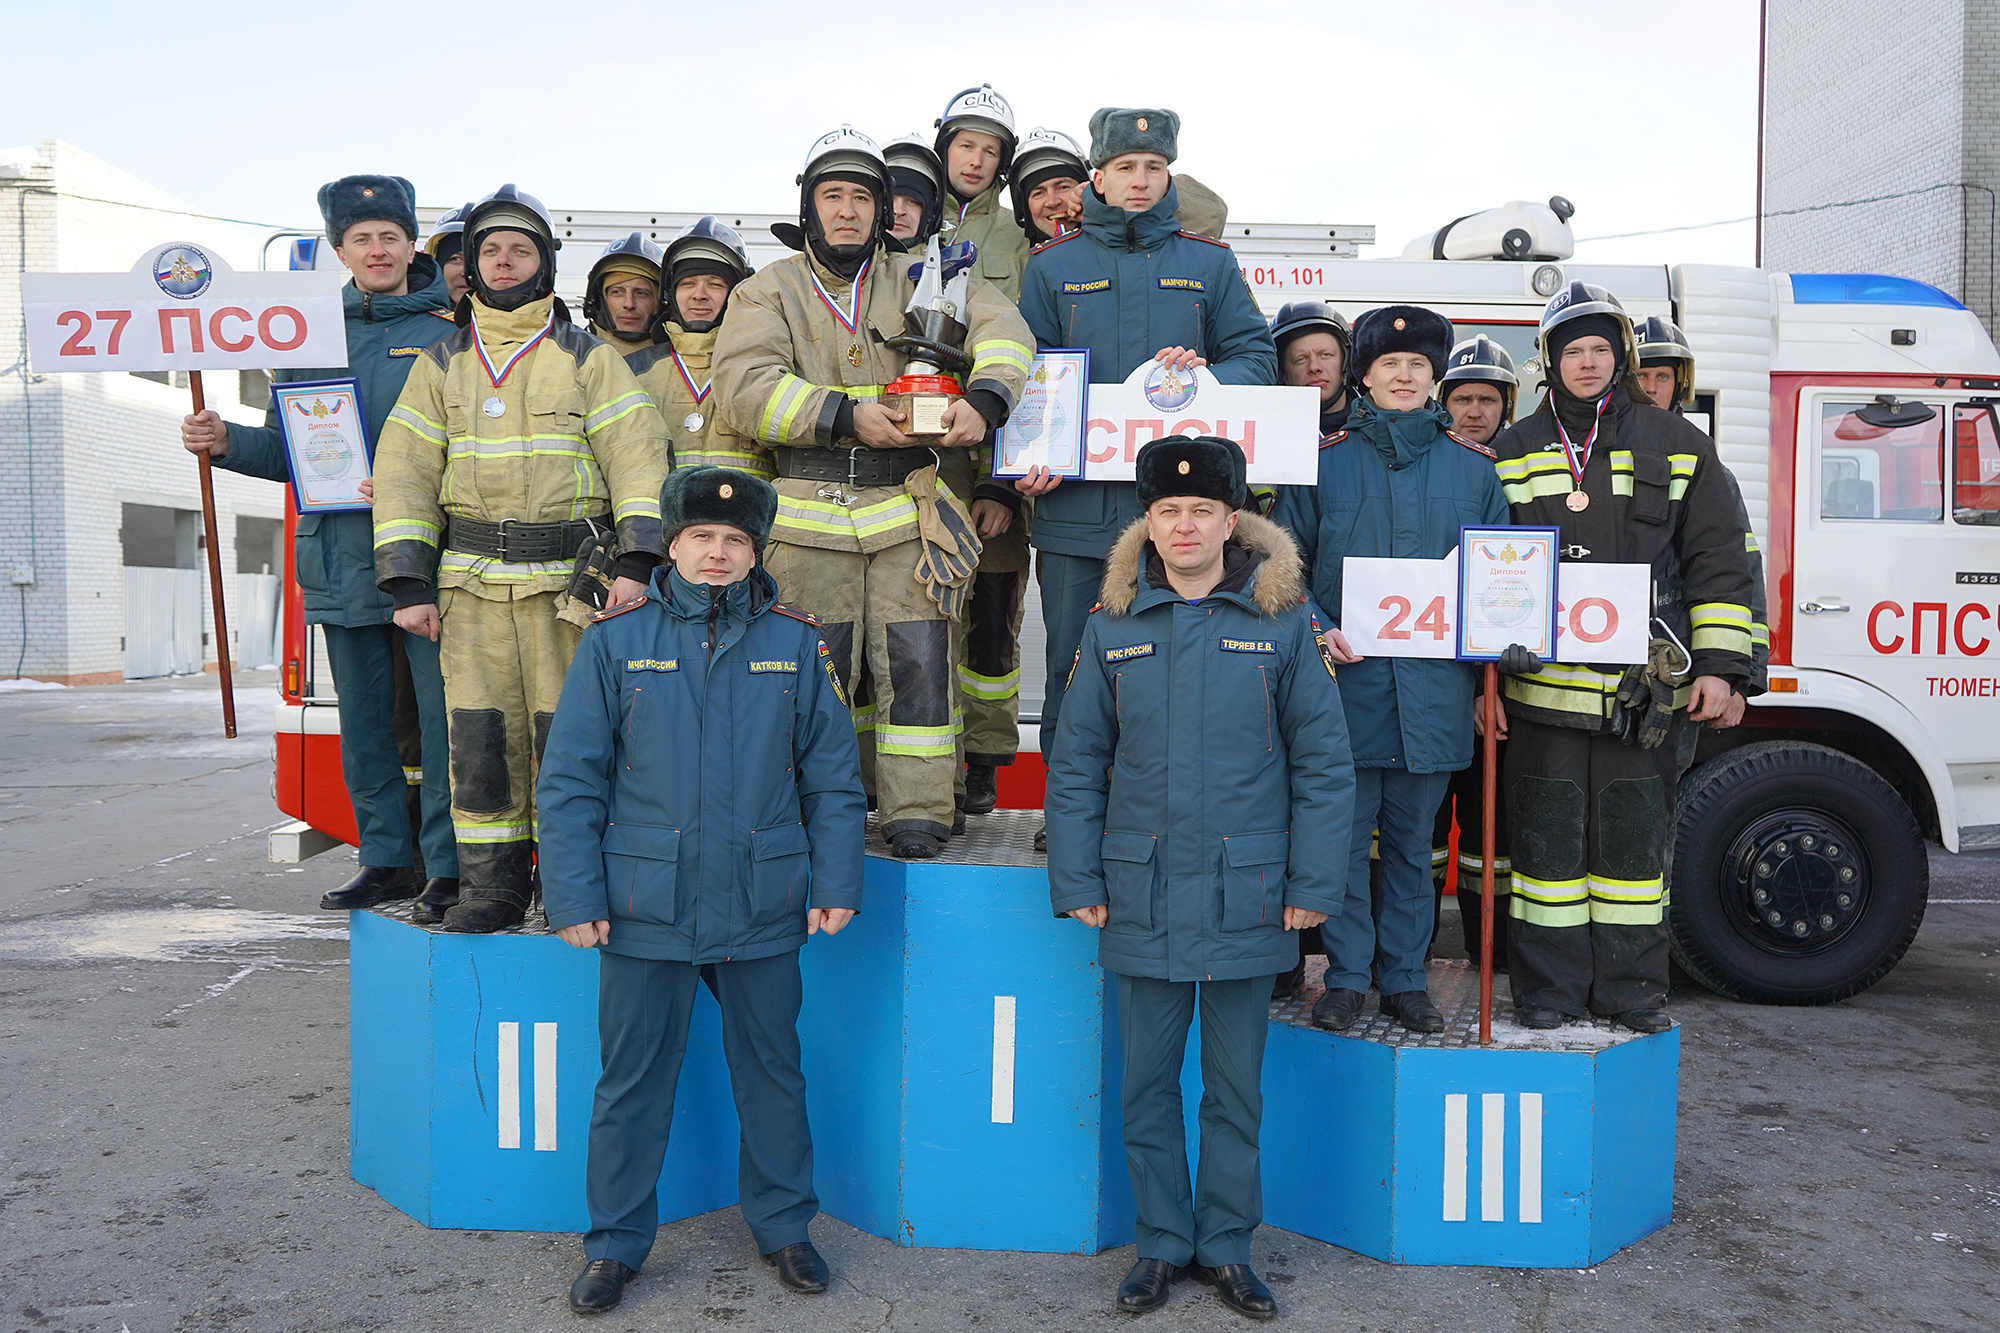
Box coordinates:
[348,811,1677,1265]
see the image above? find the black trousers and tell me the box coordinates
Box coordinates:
[1503,713,1679,1016]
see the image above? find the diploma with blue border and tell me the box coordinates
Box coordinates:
[994,349,1089,479]
[1457,526,1559,661]
[273,377,372,513]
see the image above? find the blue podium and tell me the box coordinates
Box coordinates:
[348,812,1676,1265]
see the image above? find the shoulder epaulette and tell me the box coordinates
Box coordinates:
[1177,230,1232,249]
[1319,430,1347,449]
[1087,601,1103,614]
[1448,429,1496,459]
[1030,231,1081,254]
[428,308,457,322]
[589,598,648,623]
[771,603,820,627]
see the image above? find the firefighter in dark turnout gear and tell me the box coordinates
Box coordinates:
[1631,314,1769,772]
[1489,284,1755,1032]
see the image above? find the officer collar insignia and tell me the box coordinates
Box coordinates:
[1220,638,1276,653]
[749,659,799,673]
[1104,642,1155,663]
[625,657,679,671]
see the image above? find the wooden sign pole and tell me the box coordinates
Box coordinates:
[1478,662,1498,1045]
[188,370,236,738]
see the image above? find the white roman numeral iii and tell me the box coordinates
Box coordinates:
[1442,1092,1543,1223]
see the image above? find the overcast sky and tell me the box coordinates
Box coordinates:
[7,0,1761,267]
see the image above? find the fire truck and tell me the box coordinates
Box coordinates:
[268,204,2000,1006]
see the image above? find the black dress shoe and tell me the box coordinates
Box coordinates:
[1190,1264,1276,1320]
[1310,987,1366,1031]
[762,1241,828,1294]
[440,898,526,934]
[962,762,999,815]
[1613,1008,1672,1034]
[409,877,459,926]
[1115,1257,1184,1313]
[890,830,945,860]
[319,865,416,911]
[1515,1005,1565,1030]
[1380,990,1445,1034]
[568,1257,632,1314]
[1270,957,1307,1000]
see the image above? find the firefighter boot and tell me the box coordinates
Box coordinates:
[963,762,999,815]
[442,844,532,934]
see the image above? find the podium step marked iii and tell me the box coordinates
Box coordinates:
[348,811,1677,1265]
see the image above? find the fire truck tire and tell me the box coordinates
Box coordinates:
[1669,741,1927,1005]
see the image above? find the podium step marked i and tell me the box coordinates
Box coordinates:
[348,811,1677,1265]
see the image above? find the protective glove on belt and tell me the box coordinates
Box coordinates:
[1613,638,1688,749]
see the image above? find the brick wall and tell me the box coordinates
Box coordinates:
[1763,0,2000,339]
[0,140,281,682]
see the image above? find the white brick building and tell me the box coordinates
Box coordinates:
[1,141,285,683]
[1762,0,2000,338]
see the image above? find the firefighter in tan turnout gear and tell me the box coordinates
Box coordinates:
[712,126,1033,859]
[373,184,670,933]
[647,217,768,477]
[1489,283,1755,1031]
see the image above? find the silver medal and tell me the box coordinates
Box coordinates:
[683,411,704,433]
[482,396,506,418]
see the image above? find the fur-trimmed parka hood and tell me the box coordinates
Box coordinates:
[1097,509,1306,618]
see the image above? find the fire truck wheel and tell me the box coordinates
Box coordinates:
[1669,741,1927,1004]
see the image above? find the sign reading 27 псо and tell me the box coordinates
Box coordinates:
[22,241,348,373]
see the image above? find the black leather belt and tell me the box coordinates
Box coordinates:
[443,516,607,562]
[775,446,935,489]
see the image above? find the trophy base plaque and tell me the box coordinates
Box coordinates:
[884,374,963,442]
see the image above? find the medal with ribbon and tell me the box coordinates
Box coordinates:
[671,347,710,433]
[472,307,555,389]
[1555,390,1612,512]
[810,257,871,367]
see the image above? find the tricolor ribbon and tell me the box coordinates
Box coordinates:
[472,307,556,388]
[670,348,710,405]
[808,257,871,336]
[1555,390,1613,490]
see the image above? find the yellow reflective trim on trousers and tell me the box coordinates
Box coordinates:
[852,703,876,733]
[958,664,1019,700]
[389,404,446,444]
[454,820,532,842]
[585,391,653,432]
[759,374,816,441]
[374,520,440,546]
[1459,851,1513,876]
[876,723,958,757]
[1510,873,1589,927]
[1587,874,1663,902]
[1591,899,1665,925]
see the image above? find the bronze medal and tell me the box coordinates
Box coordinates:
[1566,490,1590,512]
[848,342,863,367]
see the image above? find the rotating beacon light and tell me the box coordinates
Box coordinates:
[883,235,976,439]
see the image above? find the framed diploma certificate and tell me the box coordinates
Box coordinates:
[1457,526,1559,661]
[994,349,1088,479]
[273,377,372,513]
